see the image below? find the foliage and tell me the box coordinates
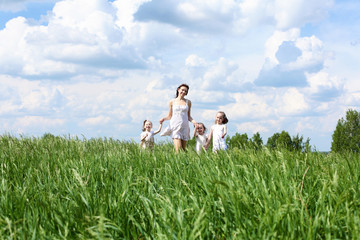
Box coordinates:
[267,131,311,152]
[331,108,360,153]
[0,134,359,239]
[227,132,263,150]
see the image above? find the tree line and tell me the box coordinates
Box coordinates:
[193,108,359,153]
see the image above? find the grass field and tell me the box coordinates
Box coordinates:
[1,134,359,239]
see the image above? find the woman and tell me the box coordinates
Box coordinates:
[160,84,197,152]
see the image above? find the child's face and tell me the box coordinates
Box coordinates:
[144,121,152,131]
[196,124,205,135]
[216,113,224,124]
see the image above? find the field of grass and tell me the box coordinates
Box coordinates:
[1,134,359,239]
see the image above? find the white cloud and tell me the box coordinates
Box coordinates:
[279,88,309,115]
[0,0,27,11]
[12,116,65,135]
[83,116,111,126]
[264,28,300,66]
[236,122,269,134]
[185,54,207,67]
[222,92,272,120]
[184,56,249,92]
[274,0,334,29]
[0,0,148,78]
[255,29,328,87]
[306,71,344,101]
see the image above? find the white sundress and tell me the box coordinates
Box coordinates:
[140,130,155,149]
[161,99,190,141]
[211,124,227,152]
[195,134,208,153]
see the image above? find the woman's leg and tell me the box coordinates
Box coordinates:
[173,139,182,152]
[181,140,187,150]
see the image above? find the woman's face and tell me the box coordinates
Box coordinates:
[177,86,188,97]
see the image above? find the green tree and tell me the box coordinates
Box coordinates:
[266,132,280,149]
[331,109,360,153]
[276,131,293,151]
[250,132,263,150]
[292,134,311,152]
[228,133,249,149]
[267,131,310,151]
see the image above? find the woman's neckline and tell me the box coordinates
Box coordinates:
[174,98,187,106]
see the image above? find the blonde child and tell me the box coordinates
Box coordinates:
[206,111,228,152]
[140,120,162,150]
[193,123,208,153]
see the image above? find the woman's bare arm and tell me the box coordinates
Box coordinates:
[187,100,196,125]
[160,100,173,123]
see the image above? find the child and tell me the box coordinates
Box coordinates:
[193,123,208,154]
[140,120,162,150]
[206,111,228,152]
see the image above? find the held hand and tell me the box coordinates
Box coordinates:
[160,118,164,124]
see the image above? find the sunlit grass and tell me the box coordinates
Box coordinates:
[0,134,359,239]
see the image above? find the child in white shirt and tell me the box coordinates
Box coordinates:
[140,120,162,150]
[193,123,208,154]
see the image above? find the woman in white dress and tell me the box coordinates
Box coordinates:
[160,84,197,152]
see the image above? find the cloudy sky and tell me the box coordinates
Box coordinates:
[0,0,359,151]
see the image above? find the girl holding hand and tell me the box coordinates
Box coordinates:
[206,111,228,152]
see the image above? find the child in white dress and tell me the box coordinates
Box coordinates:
[193,123,208,154]
[140,120,162,150]
[206,111,228,152]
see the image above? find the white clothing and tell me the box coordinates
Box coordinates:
[211,124,227,151]
[195,134,208,153]
[161,99,190,141]
[140,131,155,149]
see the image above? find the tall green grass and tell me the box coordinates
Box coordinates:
[0,134,359,239]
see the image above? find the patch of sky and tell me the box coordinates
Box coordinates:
[0,2,55,29]
[300,23,318,37]
[328,1,360,24]
[276,41,301,64]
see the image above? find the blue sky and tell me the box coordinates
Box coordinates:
[0,0,359,151]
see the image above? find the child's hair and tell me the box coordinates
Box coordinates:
[142,120,152,131]
[197,122,207,132]
[215,111,229,124]
[175,83,189,97]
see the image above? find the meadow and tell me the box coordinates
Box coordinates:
[0,134,359,239]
